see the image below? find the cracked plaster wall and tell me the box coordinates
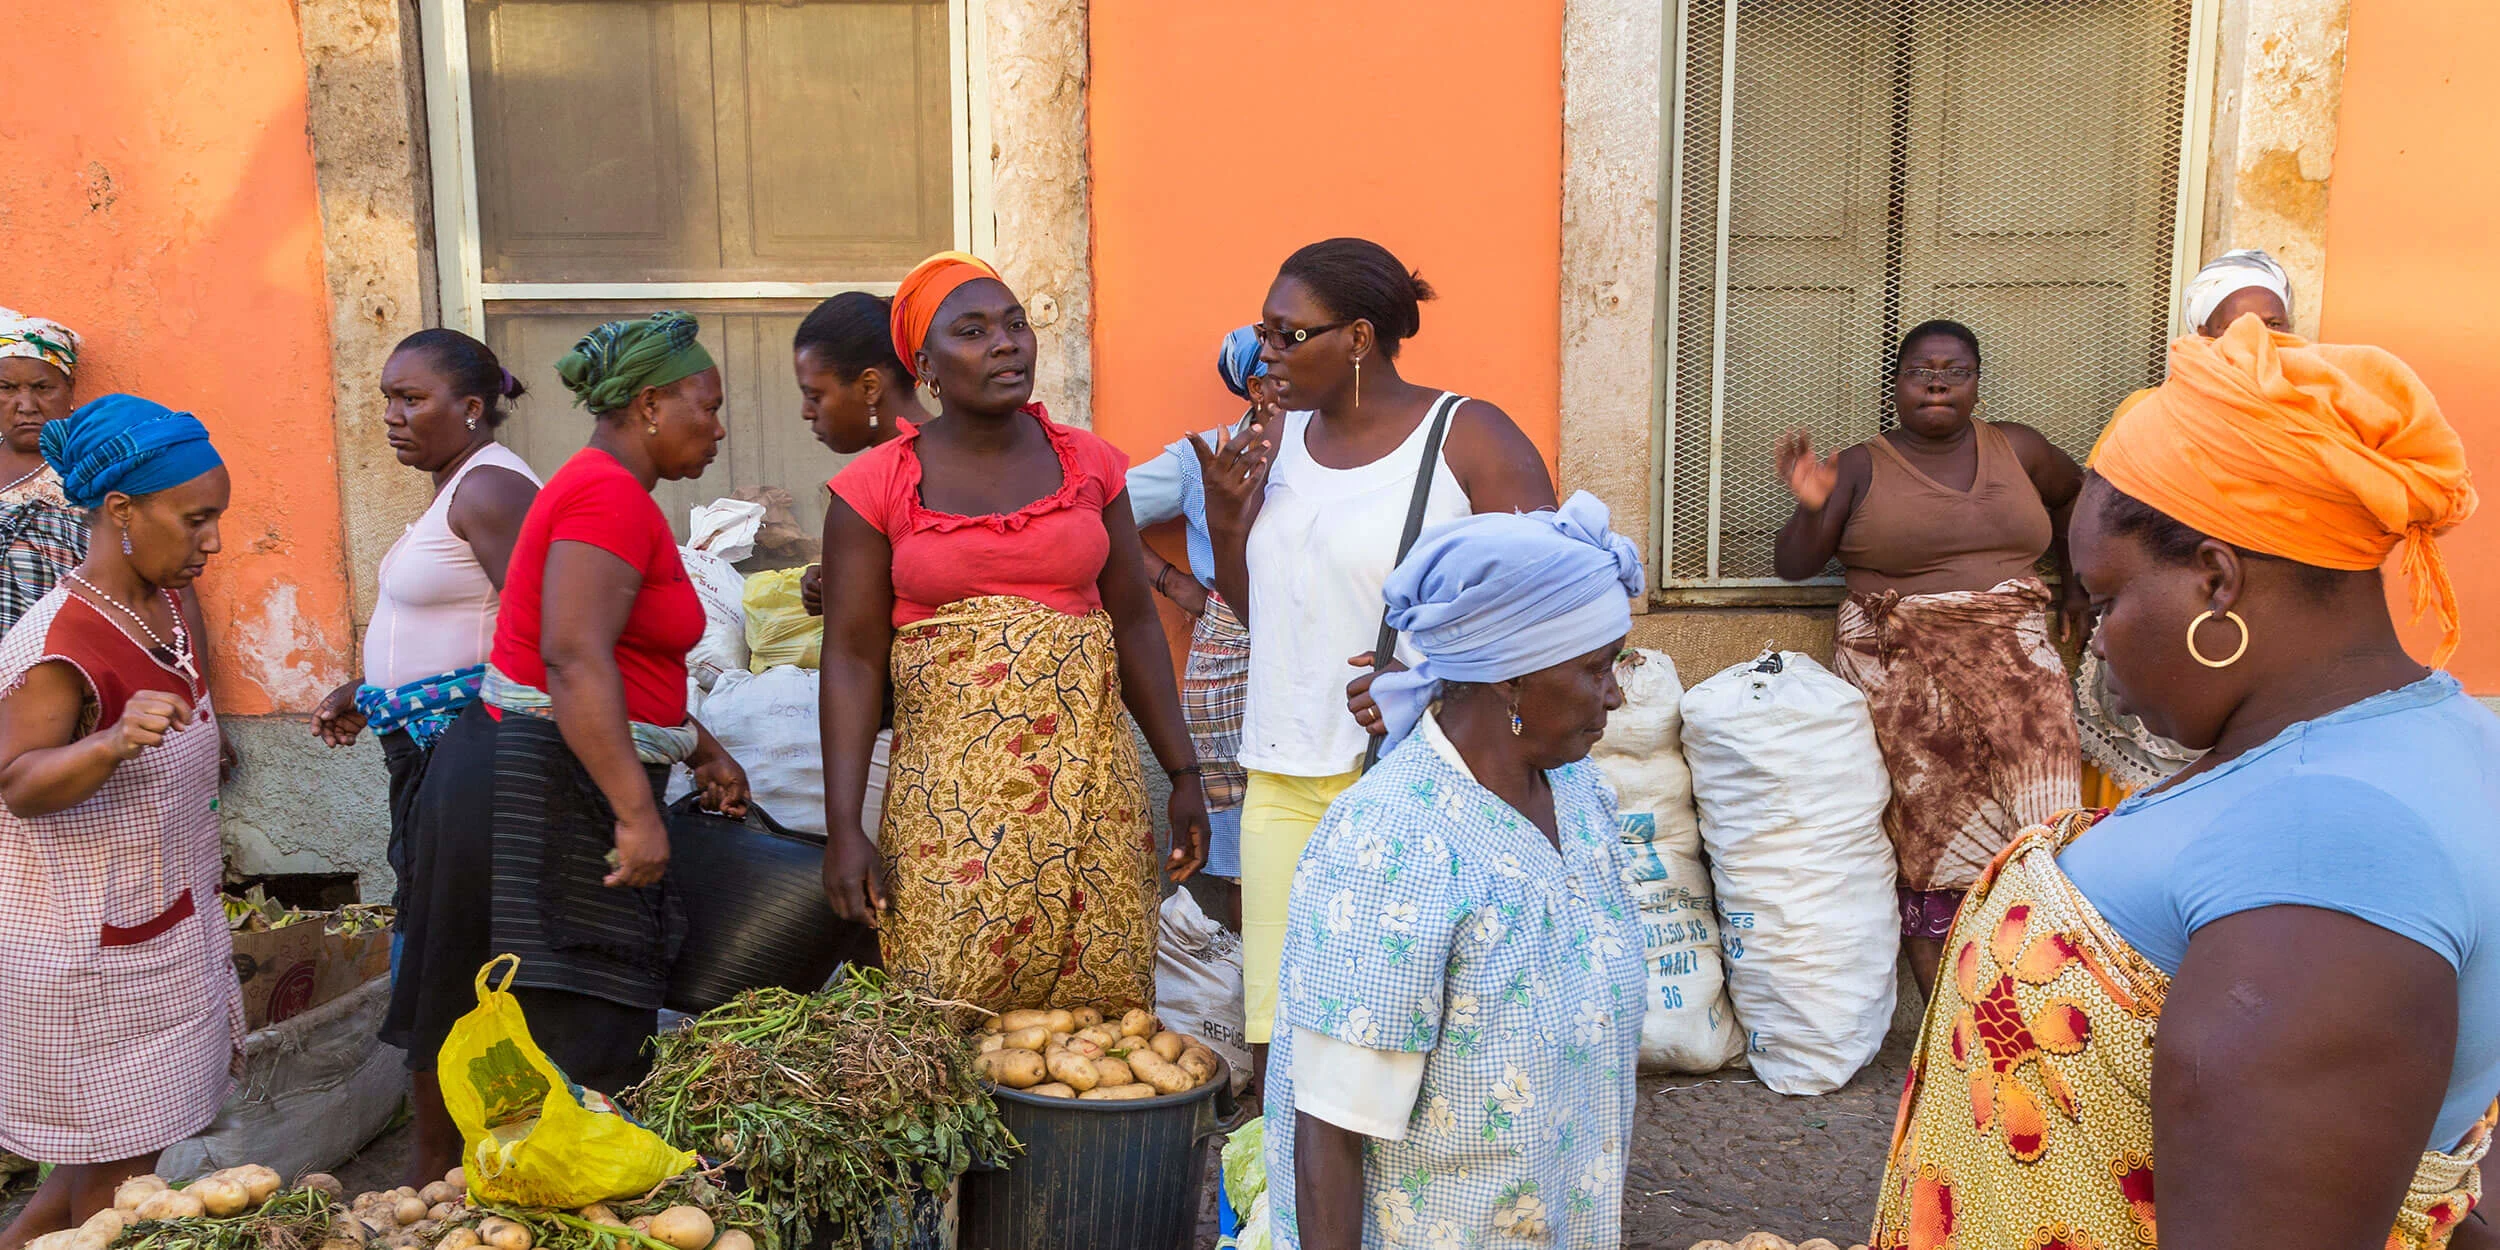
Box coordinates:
[2202,0,2350,336]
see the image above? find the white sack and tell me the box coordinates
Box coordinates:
[1680,649,1898,1095]
[689,496,768,564]
[1589,649,1745,1074]
[679,665,885,840]
[160,975,404,1182]
[682,545,750,691]
[1155,889,1251,1095]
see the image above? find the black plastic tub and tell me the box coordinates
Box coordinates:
[959,1062,1230,1250]
[662,796,880,1013]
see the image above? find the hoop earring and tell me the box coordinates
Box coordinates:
[1353,354,1364,407]
[2186,609,2250,668]
[1508,702,1523,737]
[929,378,942,398]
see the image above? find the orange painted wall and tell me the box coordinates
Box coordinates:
[1087,0,1566,468]
[0,3,351,715]
[2321,0,2500,692]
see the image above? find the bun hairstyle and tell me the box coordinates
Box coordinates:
[1277,238,1437,359]
[795,292,912,383]
[393,328,526,428]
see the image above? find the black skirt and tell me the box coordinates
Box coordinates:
[380,704,681,1085]
[379,728,428,913]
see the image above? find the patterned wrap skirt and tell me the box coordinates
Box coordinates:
[879,596,1156,1015]
[1875,811,2493,1249]
[1181,595,1249,878]
[1834,577,2080,893]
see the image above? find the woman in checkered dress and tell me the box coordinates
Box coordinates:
[0,396,238,1244]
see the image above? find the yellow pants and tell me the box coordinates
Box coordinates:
[1240,768,1362,1044]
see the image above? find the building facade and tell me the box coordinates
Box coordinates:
[1,0,2488,893]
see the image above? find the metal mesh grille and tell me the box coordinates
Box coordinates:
[1663,0,2195,585]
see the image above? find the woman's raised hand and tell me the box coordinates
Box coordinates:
[1776,428,1841,513]
[1189,412,1275,538]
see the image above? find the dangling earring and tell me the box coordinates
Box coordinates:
[2186,609,2251,668]
[121,531,133,557]
[929,378,942,398]
[1508,700,1523,737]
[1354,354,1364,407]
[868,400,880,430]
[465,417,479,431]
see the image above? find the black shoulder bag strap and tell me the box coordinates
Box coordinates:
[1359,391,1463,772]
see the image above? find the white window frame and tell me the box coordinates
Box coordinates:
[416,0,996,335]
[1652,0,2223,592]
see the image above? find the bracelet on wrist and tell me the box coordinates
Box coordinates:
[1166,764,1202,779]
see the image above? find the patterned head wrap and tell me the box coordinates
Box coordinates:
[2094,319,2479,665]
[555,311,715,413]
[0,307,80,378]
[1215,324,1269,401]
[43,394,225,509]
[890,252,1005,379]
[1367,492,1646,748]
[2182,249,2293,332]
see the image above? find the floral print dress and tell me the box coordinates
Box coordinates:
[1264,716,1644,1249]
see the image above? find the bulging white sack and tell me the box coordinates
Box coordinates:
[1680,649,1897,1095]
[1589,649,1745,1074]
[682,545,750,691]
[681,666,886,839]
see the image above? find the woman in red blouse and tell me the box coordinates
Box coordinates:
[383,312,748,1120]
[817,254,1207,1015]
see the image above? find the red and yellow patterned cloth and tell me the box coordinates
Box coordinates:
[1875,810,2491,1250]
[877,596,1156,1017]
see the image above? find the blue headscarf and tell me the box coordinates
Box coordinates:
[1368,491,1645,748]
[1215,324,1268,401]
[43,394,225,509]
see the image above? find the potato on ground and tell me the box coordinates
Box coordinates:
[648,1206,715,1250]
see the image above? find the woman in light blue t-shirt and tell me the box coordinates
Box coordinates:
[1872,323,2492,1250]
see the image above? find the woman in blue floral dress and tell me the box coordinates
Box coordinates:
[1265,492,1648,1250]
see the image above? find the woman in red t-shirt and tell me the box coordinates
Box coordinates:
[817,254,1208,1015]
[384,312,749,1101]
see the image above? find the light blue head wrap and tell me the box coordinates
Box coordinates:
[43,394,225,509]
[1369,491,1645,748]
[1215,324,1268,401]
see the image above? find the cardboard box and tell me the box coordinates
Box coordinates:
[229,918,393,1030]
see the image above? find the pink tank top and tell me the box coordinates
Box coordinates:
[364,443,540,688]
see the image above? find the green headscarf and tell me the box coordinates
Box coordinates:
[556,311,716,413]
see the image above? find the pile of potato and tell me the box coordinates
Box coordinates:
[1686,1236,1867,1250]
[334,1168,752,1250]
[24,1166,302,1249]
[972,1007,1223,1101]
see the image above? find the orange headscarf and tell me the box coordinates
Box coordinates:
[2092,317,2479,665]
[891,251,1004,380]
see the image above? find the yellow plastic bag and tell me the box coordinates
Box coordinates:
[744,566,823,670]
[438,956,694,1208]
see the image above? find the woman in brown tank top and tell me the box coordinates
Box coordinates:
[1772,320,2087,996]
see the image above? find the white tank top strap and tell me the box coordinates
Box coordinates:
[366,443,541,690]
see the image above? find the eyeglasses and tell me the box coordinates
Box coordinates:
[1252,320,1352,351]
[1901,367,1977,384]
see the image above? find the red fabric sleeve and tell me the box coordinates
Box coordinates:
[829,446,903,538]
[545,469,663,568]
[1070,429,1131,509]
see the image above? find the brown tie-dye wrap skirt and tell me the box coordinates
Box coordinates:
[1833,577,2080,895]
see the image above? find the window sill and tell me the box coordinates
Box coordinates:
[1648,584,1847,610]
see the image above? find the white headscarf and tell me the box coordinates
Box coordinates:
[0,307,79,378]
[2181,249,2293,333]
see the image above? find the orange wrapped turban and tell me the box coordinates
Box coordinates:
[890,252,1004,380]
[2092,318,2479,665]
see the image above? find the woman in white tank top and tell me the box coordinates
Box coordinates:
[1194,238,1557,1086]
[308,329,539,1187]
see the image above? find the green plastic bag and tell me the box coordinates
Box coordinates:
[438,956,695,1208]
[744,567,823,671]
